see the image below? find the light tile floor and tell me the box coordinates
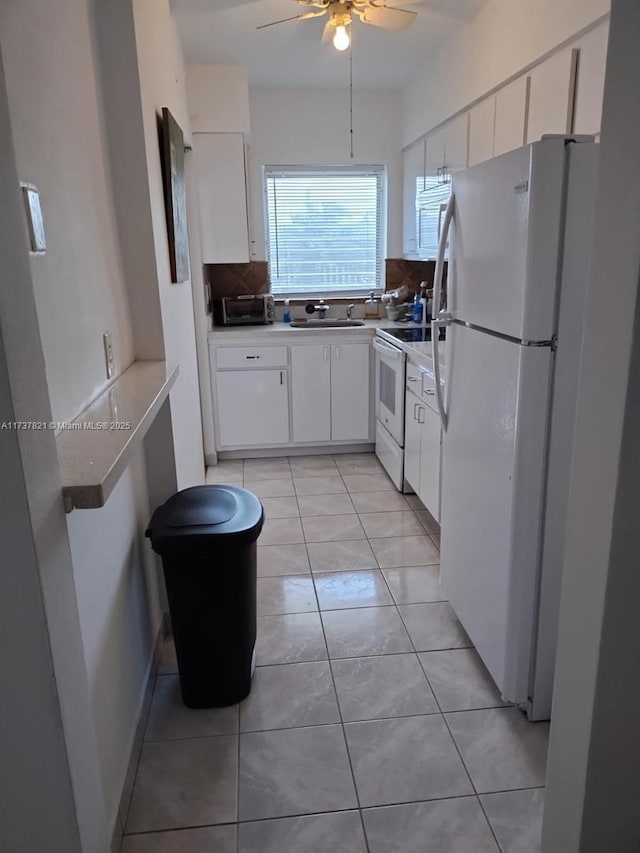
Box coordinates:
[121,453,547,853]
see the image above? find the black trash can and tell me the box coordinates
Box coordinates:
[145,484,264,708]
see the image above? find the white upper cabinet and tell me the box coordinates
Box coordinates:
[494,76,530,157]
[186,65,250,133]
[573,22,609,135]
[527,49,578,143]
[444,114,469,173]
[425,128,446,178]
[193,133,250,264]
[402,139,426,257]
[468,97,496,167]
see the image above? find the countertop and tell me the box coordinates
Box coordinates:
[56,360,178,511]
[207,318,447,367]
[208,319,390,341]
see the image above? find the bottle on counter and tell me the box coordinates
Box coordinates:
[364,291,379,319]
[412,292,423,324]
[419,281,429,324]
[283,298,292,324]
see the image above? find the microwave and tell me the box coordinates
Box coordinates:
[215,294,275,326]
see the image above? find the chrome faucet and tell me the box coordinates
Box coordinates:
[314,299,329,319]
[346,303,355,319]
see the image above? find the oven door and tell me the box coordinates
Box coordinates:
[373,337,406,445]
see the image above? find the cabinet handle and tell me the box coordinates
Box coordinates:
[246,355,260,359]
[424,389,435,396]
[418,406,425,424]
[280,371,284,386]
[408,376,418,382]
[413,402,419,421]
[335,346,340,361]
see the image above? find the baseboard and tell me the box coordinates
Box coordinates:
[218,443,375,460]
[205,452,218,466]
[112,622,165,850]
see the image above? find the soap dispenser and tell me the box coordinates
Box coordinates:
[283,298,292,324]
[364,291,379,320]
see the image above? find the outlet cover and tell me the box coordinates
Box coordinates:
[103,332,114,380]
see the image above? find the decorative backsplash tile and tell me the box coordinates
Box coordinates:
[205,261,269,298]
[385,259,436,292]
[204,258,446,301]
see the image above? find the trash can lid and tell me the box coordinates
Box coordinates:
[145,484,264,552]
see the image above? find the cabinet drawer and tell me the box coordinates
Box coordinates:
[421,364,440,413]
[216,346,288,369]
[406,361,422,390]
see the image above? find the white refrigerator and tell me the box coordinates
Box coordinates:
[431,136,599,721]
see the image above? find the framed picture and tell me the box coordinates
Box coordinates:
[160,107,189,283]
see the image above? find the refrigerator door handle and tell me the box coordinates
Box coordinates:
[432,192,454,432]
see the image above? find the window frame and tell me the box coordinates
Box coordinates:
[263,164,387,300]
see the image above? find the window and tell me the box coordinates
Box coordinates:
[264,166,385,297]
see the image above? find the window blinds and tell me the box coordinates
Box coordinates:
[265,167,385,296]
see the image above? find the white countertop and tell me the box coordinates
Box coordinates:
[208,319,389,341]
[208,319,447,369]
[56,360,178,511]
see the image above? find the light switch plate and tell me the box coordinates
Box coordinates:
[103,332,114,380]
[20,183,46,253]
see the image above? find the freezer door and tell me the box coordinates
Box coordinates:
[440,323,553,705]
[450,138,567,341]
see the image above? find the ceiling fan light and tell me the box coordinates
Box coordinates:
[333,24,350,50]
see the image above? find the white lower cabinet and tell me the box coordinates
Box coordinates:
[404,363,441,522]
[290,342,372,443]
[213,338,372,450]
[418,403,441,522]
[291,345,331,443]
[331,343,371,441]
[216,369,289,447]
[404,387,422,494]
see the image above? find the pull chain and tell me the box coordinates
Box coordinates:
[349,31,354,159]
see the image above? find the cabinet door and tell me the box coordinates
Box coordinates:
[216,370,289,447]
[331,343,371,441]
[468,97,496,167]
[404,389,422,494]
[425,128,446,178]
[402,140,425,257]
[494,76,529,157]
[444,114,469,174]
[418,404,441,523]
[526,49,578,143]
[291,345,331,443]
[193,133,249,263]
[573,22,609,135]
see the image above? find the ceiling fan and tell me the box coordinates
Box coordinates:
[258,0,423,51]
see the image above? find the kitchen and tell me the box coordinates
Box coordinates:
[3,1,636,849]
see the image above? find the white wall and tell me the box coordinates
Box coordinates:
[0,0,135,425]
[0,39,109,852]
[247,88,403,259]
[133,0,205,489]
[542,1,640,848]
[0,0,170,838]
[402,0,610,146]
[67,448,161,833]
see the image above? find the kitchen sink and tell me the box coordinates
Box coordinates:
[290,319,366,328]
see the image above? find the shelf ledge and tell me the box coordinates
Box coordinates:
[57,360,179,512]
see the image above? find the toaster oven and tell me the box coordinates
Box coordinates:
[215,294,275,326]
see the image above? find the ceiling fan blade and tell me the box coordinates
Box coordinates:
[358,5,417,30]
[375,0,424,6]
[257,8,327,29]
[321,17,335,44]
